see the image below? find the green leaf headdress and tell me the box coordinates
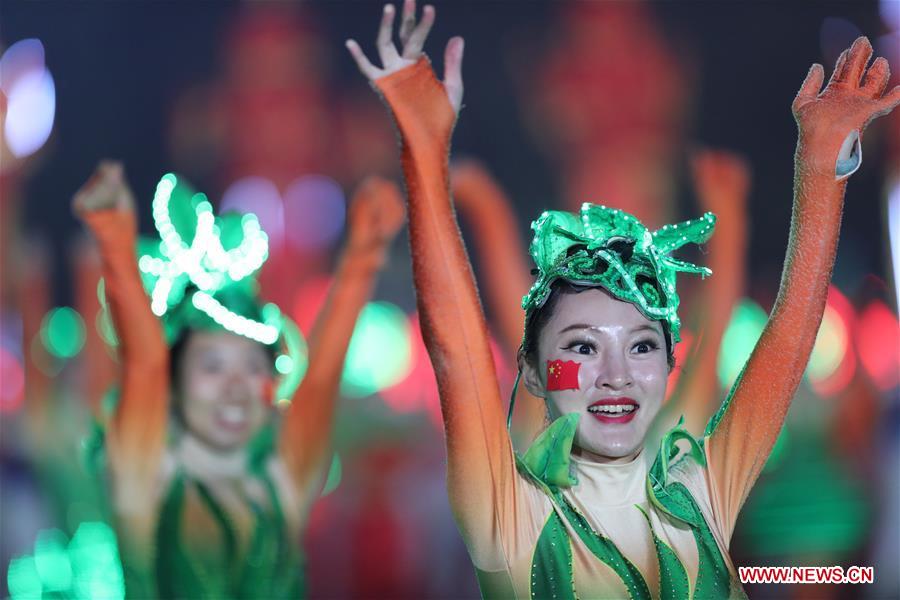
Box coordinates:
[101,174,305,404]
[522,203,716,345]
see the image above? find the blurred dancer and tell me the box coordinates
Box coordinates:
[72,162,403,598]
[348,1,899,596]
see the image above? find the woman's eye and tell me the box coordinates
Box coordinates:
[565,341,595,355]
[632,340,658,354]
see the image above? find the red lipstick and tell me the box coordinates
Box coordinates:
[587,398,639,424]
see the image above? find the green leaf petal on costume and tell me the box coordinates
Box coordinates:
[521,413,580,488]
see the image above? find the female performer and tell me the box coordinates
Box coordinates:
[73,162,403,598]
[347,2,899,597]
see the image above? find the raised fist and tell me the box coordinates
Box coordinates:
[72,161,136,215]
[346,176,406,256]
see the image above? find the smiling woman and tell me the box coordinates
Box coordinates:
[347,0,900,597]
[71,162,404,598]
[521,287,670,464]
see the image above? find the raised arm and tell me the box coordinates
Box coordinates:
[347,1,519,566]
[278,176,404,499]
[703,38,900,540]
[72,162,169,533]
[665,149,749,436]
[451,160,547,448]
[451,160,532,354]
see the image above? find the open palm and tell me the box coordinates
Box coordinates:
[346,0,464,115]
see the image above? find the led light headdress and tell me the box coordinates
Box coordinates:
[118,174,304,403]
[523,203,717,345]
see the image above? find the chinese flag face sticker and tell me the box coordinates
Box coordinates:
[546,359,580,391]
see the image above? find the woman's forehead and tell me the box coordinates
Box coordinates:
[545,288,660,333]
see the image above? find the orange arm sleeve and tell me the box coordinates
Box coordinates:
[450,160,531,353]
[703,153,846,542]
[278,178,399,499]
[670,159,748,436]
[375,58,518,566]
[79,210,169,499]
[450,161,547,448]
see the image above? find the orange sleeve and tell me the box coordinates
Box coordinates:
[278,178,399,501]
[450,161,547,448]
[375,58,520,567]
[669,171,748,437]
[80,210,169,495]
[703,157,846,542]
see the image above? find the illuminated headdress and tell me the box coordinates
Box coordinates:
[105,174,304,403]
[522,203,717,345]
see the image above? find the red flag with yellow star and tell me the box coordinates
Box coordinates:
[546,359,580,391]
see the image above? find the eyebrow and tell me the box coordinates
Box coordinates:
[557,323,596,335]
[630,324,664,336]
[556,323,663,335]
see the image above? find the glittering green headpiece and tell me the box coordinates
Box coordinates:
[522,203,716,344]
[103,174,305,403]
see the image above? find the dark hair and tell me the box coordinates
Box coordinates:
[520,280,675,370]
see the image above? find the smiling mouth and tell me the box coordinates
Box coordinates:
[216,405,250,432]
[587,399,639,423]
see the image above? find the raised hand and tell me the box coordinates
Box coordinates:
[73,161,136,215]
[346,0,464,114]
[793,36,900,177]
[346,176,406,259]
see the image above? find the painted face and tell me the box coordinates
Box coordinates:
[523,288,669,463]
[176,330,273,452]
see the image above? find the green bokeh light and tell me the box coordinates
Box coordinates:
[7,556,41,599]
[8,522,124,600]
[41,307,86,359]
[275,354,294,375]
[341,302,412,397]
[34,529,72,592]
[717,299,768,389]
[68,522,124,600]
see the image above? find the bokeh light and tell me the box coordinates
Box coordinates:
[857,300,900,391]
[7,522,124,600]
[47,307,85,357]
[341,302,412,398]
[283,175,346,251]
[68,522,125,600]
[0,346,25,412]
[34,530,72,592]
[220,176,285,247]
[381,313,440,419]
[806,286,856,396]
[717,298,768,389]
[1,39,55,158]
[888,180,900,305]
[40,307,86,359]
[7,555,41,599]
[881,0,900,31]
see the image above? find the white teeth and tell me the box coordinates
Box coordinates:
[588,404,636,414]
[220,406,247,424]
